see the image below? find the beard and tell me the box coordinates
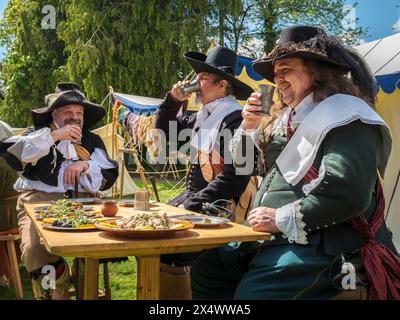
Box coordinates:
[194,93,203,106]
[64,118,83,129]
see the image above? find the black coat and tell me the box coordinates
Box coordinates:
[155,93,250,212]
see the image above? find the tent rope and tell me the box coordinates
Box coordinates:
[84,9,111,47]
[362,38,383,58]
[374,50,400,75]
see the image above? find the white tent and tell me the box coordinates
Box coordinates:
[355,33,400,250]
[355,32,400,75]
[92,124,136,197]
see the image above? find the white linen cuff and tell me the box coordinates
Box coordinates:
[229,123,259,175]
[276,200,308,244]
[80,160,103,193]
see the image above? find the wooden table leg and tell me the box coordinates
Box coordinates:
[6,240,23,299]
[83,258,99,300]
[136,255,160,300]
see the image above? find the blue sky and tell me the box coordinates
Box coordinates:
[0,0,6,59]
[345,0,400,41]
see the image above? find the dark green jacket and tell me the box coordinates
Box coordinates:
[253,120,397,256]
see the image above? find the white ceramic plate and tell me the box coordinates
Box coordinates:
[169,214,231,227]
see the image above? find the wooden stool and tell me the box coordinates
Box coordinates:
[0,233,23,299]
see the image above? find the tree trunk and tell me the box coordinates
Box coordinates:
[262,1,278,54]
[218,6,224,47]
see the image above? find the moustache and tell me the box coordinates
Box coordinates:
[64,118,82,126]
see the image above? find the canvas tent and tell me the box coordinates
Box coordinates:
[92,124,136,197]
[354,33,400,251]
[112,93,162,115]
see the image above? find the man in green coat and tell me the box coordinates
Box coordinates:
[191,26,399,300]
[0,120,19,286]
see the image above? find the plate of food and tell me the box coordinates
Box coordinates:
[34,199,96,220]
[95,212,193,238]
[169,214,231,227]
[118,200,159,209]
[118,200,135,207]
[70,198,102,204]
[41,216,105,232]
[34,205,52,212]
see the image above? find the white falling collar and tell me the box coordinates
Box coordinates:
[276,94,392,185]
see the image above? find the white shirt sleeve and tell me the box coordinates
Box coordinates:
[79,147,117,193]
[229,123,262,176]
[6,128,54,165]
[239,126,262,151]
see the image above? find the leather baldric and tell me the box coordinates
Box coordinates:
[198,150,259,224]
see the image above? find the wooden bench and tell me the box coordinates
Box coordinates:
[0,232,23,299]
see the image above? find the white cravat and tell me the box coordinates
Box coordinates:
[191,95,242,153]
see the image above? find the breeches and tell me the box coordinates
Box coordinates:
[191,241,340,300]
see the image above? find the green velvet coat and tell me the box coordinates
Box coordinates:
[253,120,396,255]
[191,119,397,299]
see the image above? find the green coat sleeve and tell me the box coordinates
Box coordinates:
[299,120,381,232]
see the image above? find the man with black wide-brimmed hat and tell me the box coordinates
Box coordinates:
[191,26,399,300]
[0,83,119,299]
[155,46,254,299]
[157,46,253,215]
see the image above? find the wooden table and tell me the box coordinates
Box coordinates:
[25,202,270,300]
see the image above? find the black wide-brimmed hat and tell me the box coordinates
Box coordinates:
[31,82,106,129]
[184,46,253,100]
[252,26,352,83]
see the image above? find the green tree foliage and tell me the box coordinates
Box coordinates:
[58,0,210,106]
[0,0,67,127]
[0,0,366,126]
[254,0,366,54]
[216,0,365,57]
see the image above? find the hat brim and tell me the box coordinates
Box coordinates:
[252,51,350,83]
[184,52,253,100]
[31,101,105,129]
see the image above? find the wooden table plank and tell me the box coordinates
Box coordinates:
[25,202,271,258]
[25,201,271,300]
[136,255,160,300]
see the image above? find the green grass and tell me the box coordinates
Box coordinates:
[0,266,34,300]
[0,179,185,300]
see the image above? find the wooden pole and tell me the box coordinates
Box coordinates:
[119,158,125,199]
[124,133,149,191]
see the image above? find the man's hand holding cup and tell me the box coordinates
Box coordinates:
[171,80,194,102]
[242,92,263,130]
[51,124,82,143]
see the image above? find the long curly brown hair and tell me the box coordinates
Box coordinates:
[259,57,376,141]
[303,58,375,106]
